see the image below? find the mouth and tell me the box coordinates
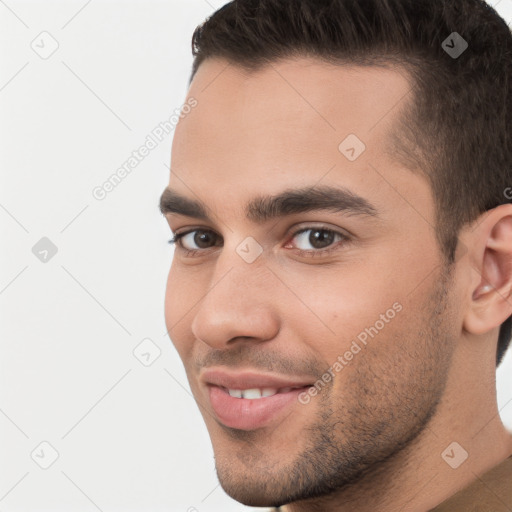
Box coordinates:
[201,368,314,431]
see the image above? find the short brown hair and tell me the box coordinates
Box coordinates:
[189,0,512,365]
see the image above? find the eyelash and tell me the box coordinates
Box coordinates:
[168,225,350,259]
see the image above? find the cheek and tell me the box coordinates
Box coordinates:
[288,260,443,384]
[288,266,406,359]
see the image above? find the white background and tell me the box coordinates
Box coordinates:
[1,1,511,511]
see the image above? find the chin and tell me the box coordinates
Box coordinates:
[212,445,291,507]
[216,473,286,508]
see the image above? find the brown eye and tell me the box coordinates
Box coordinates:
[177,230,219,250]
[291,228,342,250]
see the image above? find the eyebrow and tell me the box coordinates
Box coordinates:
[159,185,378,223]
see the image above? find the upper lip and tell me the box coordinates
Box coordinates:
[201,368,314,390]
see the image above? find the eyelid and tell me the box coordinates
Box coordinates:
[283,221,354,242]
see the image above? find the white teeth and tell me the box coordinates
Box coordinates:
[225,387,284,399]
[242,388,262,399]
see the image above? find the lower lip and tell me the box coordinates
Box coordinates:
[208,385,309,431]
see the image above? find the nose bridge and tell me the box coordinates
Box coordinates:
[190,244,280,347]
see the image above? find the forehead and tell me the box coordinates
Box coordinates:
[178,56,412,152]
[169,56,428,222]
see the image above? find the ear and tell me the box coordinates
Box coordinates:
[464,204,512,335]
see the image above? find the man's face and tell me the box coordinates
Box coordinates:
[162,57,461,506]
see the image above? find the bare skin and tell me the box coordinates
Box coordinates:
[161,56,512,511]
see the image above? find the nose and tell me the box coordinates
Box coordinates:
[190,257,280,350]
